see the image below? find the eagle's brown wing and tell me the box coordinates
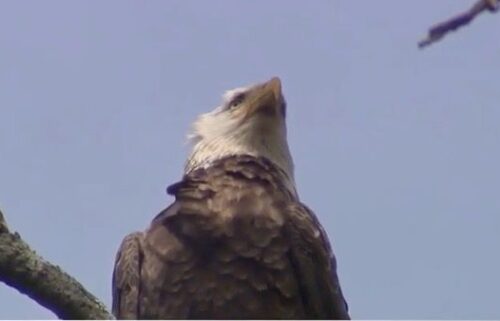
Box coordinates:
[112,231,144,319]
[286,203,350,319]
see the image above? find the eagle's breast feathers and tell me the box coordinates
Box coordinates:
[112,155,349,319]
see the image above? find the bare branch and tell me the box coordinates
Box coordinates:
[418,0,499,49]
[0,209,113,319]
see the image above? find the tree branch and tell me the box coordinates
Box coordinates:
[418,0,499,48]
[0,209,113,319]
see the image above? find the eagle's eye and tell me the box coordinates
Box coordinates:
[228,93,246,110]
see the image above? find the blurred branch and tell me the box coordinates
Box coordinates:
[418,0,499,48]
[0,209,113,319]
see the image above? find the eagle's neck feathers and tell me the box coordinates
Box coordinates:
[185,109,296,196]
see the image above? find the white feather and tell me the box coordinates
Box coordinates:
[185,82,296,196]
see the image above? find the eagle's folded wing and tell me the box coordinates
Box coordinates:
[286,203,350,320]
[112,232,144,319]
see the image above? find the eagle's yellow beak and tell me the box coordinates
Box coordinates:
[264,77,282,102]
[245,77,283,118]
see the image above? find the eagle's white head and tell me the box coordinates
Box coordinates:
[186,77,296,195]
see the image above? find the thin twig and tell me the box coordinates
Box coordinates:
[418,0,499,48]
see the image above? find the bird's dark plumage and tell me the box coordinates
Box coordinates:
[112,155,349,319]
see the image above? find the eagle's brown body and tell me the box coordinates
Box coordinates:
[113,77,349,319]
[112,155,349,319]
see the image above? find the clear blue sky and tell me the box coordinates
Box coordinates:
[1,0,499,319]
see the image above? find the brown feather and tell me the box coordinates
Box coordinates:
[112,155,349,319]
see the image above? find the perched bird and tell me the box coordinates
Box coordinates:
[112,77,350,319]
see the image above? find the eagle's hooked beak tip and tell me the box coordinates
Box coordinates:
[266,77,282,101]
[246,77,282,117]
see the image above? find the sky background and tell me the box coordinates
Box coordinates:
[1,0,500,319]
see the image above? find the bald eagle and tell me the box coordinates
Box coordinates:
[112,77,350,319]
